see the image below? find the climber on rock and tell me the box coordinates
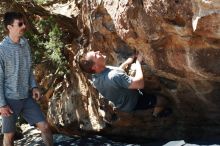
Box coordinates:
[79,50,171,118]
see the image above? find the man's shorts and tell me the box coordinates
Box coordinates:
[133,90,157,110]
[1,97,45,133]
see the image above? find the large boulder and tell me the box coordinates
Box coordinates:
[47,0,220,140]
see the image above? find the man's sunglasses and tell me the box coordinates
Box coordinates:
[18,22,25,27]
[12,22,25,27]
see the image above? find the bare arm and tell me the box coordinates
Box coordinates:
[128,54,144,89]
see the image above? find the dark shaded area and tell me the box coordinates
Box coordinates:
[159,77,178,89]
[53,137,220,146]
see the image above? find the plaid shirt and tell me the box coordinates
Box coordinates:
[0,36,37,107]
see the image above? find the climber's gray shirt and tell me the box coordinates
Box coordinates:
[0,36,37,107]
[92,66,139,112]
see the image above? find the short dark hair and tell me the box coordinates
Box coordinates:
[3,11,24,30]
[78,55,96,74]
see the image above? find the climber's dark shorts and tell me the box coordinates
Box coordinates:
[133,91,157,110]
[1,97,45,133]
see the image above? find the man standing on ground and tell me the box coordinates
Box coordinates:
[0,11,53,146]
[79,51,170,116]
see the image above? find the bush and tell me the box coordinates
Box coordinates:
[45,24,69,75]
[25,16,69,76]
[0,20,4,39]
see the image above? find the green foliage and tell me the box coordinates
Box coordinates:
[36,17,54,33]
[0,20,5,39]
[44,24,69,75]
[25,16,69,76]
[25,32,45,64]
[33,0,48,4]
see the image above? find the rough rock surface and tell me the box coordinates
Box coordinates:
[0,0,220,141]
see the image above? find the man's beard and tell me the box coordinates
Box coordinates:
[19,30,25,36]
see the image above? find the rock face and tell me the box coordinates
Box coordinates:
[1,0,220,141]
